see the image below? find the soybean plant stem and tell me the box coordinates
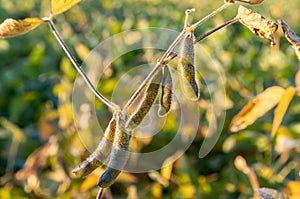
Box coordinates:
[47,20,119,111]
[96,187,104,199]
[191,2,232,30]
[194,17,239,44]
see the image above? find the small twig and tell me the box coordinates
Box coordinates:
[96,187,104,199]
[194,17,239,44]
[235,156,260,198]
[184,8,196,28]
[46,19,119,111]
[191,2,232,30]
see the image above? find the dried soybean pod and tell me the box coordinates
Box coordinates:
[125,69,162,130]
[178,31,199,100]
[72,114,117,177]
[98,118,131,188]
[278,19,300,62]
[158,65,173,117]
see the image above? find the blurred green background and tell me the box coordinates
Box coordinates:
[0,0,300,198]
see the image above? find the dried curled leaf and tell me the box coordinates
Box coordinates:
[278,19,300,62]
[73,114,117,177]
[256,188,288,199]
[0,18,44,38]
[225,0,265,4]
[98,117,132,188]
[15,136,71,197]
[125,70,162,130]
[51,0,81,15]
[237,5,278,46]
[230,86,285,132]
[178,31,199,100]
[158,65,173,117]
[271,87,295,137]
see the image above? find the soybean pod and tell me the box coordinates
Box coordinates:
[98,117,131,188]
[178,31,199,100]
[158,65,173,117]
[178,9,199,101]
[125,69,162,130]
[72,114,117,177]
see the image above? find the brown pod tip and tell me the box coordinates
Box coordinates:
[72,158,102,177]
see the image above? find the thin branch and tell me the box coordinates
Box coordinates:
[47,19,119,111]
[96,187,104,199]
[191,2,232,30]
[194,17,239,44]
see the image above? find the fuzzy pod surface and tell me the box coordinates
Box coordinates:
[98,119,131,188]
[72,115,117,177]
[125,69,163,130]
[178,31,199,100]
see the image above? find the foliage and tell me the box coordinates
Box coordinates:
[0,0,300,198]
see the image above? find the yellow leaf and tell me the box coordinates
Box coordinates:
[79,173,99,192]
[237,5,278,46]
[283,181,300,199]
[230,86,285,132]
[161,160,173,181]
[278,19,300,62]
[151,183,162,198]
[0,18,44,38]
[271,87,295,137]
[295,71,300,96]
[148,171,169,187]
[51,0,81,15]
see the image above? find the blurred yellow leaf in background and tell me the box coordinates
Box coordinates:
[161,156,175,181]
[230,86,285,132]
[79,168,137,192]
[51,0,81,15]
[284,181,300,199]
[271,87,295,137]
